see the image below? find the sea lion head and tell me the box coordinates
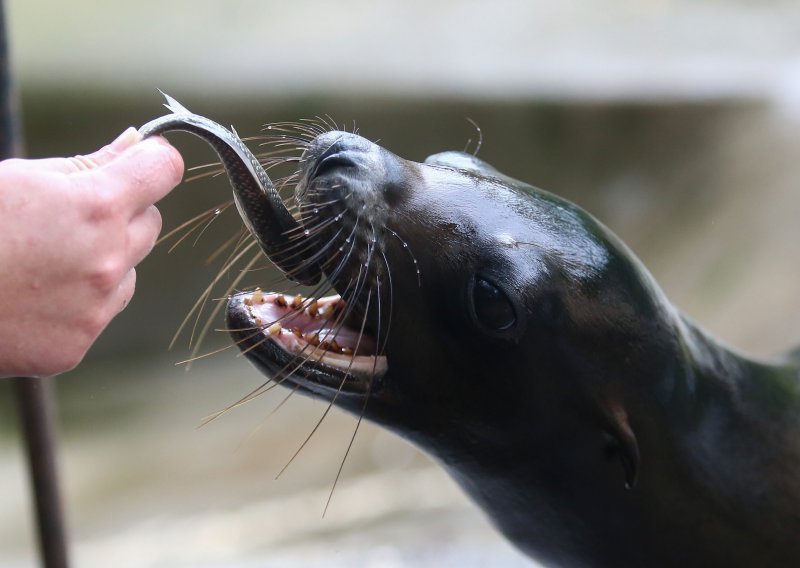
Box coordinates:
[227,131,680,489]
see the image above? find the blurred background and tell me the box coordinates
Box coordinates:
[1,1,799,566]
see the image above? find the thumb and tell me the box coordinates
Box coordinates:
[7,127,145,174]
[82,127,143,167]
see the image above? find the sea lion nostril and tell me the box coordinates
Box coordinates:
[313,153,357,180]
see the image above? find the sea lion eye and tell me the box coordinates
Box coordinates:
[472,277,516,331]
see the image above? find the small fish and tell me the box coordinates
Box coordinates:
[138,92,321,285]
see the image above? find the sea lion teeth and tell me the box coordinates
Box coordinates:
[274,294,288,308]
[307,300,319,317]
[267,322,282,336]
[243,297,253,306]
[254,317,263,326]
[291,327,302,338]
[291,294,304,309]
[252,288,264,304]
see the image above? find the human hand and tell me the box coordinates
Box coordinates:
[0,128,184,378]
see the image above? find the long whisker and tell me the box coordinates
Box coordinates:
[323,262,381,516]
[170,240,258,350]
[187,250,265,368]
[158,201,232,249]
[276,285,373,482]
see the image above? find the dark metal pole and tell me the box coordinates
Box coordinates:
[1,2,71,567]
[13,379,70,568]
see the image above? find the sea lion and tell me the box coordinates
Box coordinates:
[223,130,800,567]
[140,104,800,566]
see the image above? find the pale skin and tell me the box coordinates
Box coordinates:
[0,127,184,379]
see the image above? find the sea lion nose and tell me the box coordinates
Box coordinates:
[305,131,375,169]
[298,132,382,196]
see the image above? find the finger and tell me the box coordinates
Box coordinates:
[116,268,137,314]
[12,128,142,174]
[127,205,163,267]
[78,127,143,169]
[100,136,184,213]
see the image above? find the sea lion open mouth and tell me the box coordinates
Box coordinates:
[227,291,387,396]
[225,130,398,399]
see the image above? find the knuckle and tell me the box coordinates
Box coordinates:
[89,258,125,291]
[87,188,122,221]
[77,308,111,342]
[57,350,86,375]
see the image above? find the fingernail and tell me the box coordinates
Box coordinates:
[109,127,142,152]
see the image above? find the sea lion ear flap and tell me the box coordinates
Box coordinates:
[424,151,501,177]
[602,403,640,490]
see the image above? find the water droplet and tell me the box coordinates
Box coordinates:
[304,229,310,236]
[214,209,221,215]
[403,243,408,248]
[313,208,319,214]
[345,237,351,243]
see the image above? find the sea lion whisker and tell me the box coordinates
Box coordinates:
[377,247,395,356]
[312,114,339,133]
[321,284,380,516]
[276,287,373,482]
[185,160,226,172]
[273,170,301,185]
[204,227,249,266]
[319,216,363,284]
[255,133,312,146]
[157,201,233,249]
[199,361,278,426]
[279,213,337,240]
[464,117,483,157]
[298,118,332,135]
[274,225,346,272]
[189,203,231,249]
[263,122,321,138]
[251,144,301,155]
[273,383,339,480]
[174,339,240,368]
[290,205,340,226]
[386,227,422,287]
[170,240,258,350]
[324,397,366,517]
[188,249,264,367]
[299,191,354,209]
[279,210,339,236]
[183,168,227,183]
[235,384,303,451]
